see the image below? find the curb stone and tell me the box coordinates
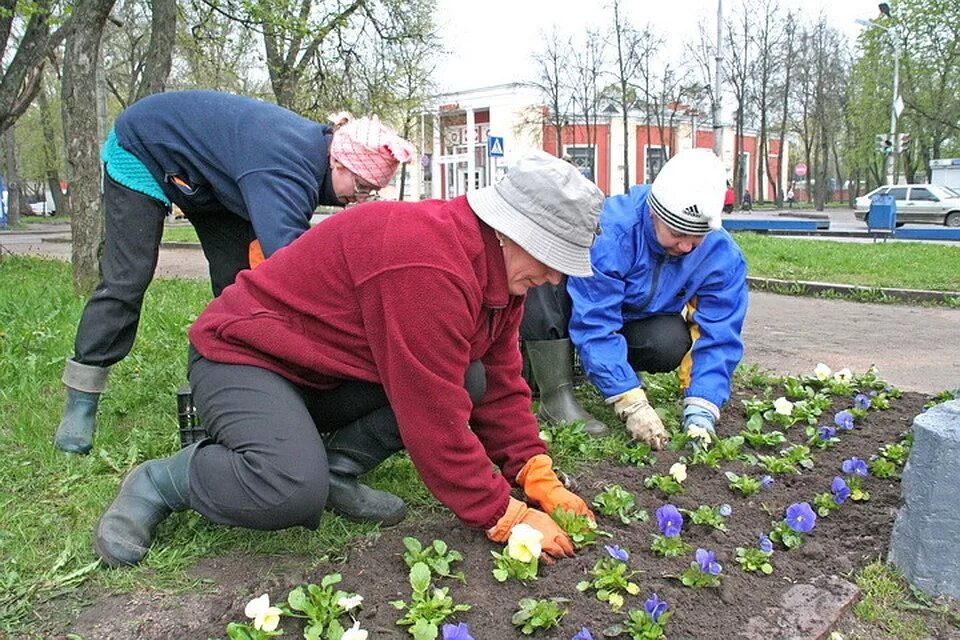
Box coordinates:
[741,575,860,640]
[747,276,960,305]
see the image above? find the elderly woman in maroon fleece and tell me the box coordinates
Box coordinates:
[93,151,604,568]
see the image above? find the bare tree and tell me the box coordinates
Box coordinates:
[724,1,752,203]
[610,1,654,189]
[530,27,572,158]
[570,29,606,180]
[61,0,118,293]
[770,11,796,206]
[749,0,785,204]
[37,72,69,217]
[102,0,177,108]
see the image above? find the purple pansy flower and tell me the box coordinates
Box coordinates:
[695,548,723,575]
[604,544,629,562]
[570,628,594,640]
[818,425,837,440]
[834,410,855,430]
[758,533,774,553]
[854,393,871,410]
[831,476,851,504]
[785,502,817,533]
[656,504,683,537]
[719,504,733,517]
[644,593,669,622]
[442,622,475,640]
[760,475,775,488]
[842,457,869,476]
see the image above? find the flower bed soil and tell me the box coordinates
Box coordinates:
[37,390,935,640]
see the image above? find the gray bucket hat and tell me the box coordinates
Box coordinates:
[466,151,604,277]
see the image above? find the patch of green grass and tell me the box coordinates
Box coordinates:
[851,561,932,639]
[734,234,960,292]
[162,223,200,243]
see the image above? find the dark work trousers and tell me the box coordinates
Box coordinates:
[72,174,254,368]
[186,348,486,531]
[520,279,692,374]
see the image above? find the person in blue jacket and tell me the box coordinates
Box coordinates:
[55,90,415,455]
[568,148,748,448]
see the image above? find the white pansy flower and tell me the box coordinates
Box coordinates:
[669,462,687,483]
[833,368,853,382]
[507,522,543,563]
[814,363,832,381]
[773,397,794,416]
[244,593,282,632]
[343,620,369,640]
[686,425,713,446]
[337,594,363,611]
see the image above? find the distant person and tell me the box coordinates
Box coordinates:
[54,90,416,455]
[786,188,796,208]
[522,149,748,449]
[723,182,735,213]
[92,151,600,568]
[742,190,752,211]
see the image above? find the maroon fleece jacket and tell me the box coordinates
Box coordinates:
[189,196,547,529]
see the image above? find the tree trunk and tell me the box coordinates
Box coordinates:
[37,80,70,217]
[134,0,176,102]
[61,0,116,294]
[3,125,21,226]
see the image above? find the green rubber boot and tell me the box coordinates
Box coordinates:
[526,339,608,437]
[54,359,110,454]
[93,442,198,567]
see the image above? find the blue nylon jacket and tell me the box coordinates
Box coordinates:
[114,90,339,257]
[567,184,748,410]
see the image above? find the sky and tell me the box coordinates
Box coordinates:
[431,0,885,94]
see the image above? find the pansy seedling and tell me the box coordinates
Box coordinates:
[832,477,851,504]
[834,410,855,430]
[576,547,640,611]
[669,462,687,483]
[244,593,283,633]
[814,363,832,381]
[736,537,774,575]
[842,457,869,476]
[644,472,685,495]
[725,471,762,497]
[681,548,723,587]
[622,596,672,638]
[651,504,690,557]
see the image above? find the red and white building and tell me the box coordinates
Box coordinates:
[418,83,790,201]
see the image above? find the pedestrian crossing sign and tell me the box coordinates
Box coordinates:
[488,136,504,157]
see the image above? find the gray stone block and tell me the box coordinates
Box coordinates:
[888,399,960,599]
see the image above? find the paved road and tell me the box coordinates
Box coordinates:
[3,221,958,394]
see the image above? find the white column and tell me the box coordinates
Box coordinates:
[431,114,443,199]
[466,107,476,192]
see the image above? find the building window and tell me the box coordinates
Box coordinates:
[565,146,596,181]
[646,146,667,183]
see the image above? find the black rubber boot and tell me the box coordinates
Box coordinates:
[324,407,406,526]
[55,359,110,455]
[527,339,608,437]
[94,442,198,567]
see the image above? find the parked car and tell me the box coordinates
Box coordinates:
[854,184,960,227]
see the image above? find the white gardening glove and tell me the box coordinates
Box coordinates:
[612,387,668,450]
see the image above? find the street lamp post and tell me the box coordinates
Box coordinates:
[857,6,900,185]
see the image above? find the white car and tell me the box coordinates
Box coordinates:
[854,184,960,227]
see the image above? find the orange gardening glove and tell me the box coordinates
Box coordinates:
[517,454,595,521]
[486,497,574,559]
[248,239,265,269]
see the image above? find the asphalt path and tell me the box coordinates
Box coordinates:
[2,218,958,394]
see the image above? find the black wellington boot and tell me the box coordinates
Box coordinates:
[324,407,407,526]
[93,442,198,567]
[526,339,609,437]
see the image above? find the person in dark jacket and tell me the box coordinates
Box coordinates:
[92,151,602,568]
[55,90,415,455]
[522,149,748,448]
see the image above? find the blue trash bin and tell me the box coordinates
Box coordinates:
[867,193,896,231]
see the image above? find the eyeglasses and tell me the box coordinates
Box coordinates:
[352,177,380,202]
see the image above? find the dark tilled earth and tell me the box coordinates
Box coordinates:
[27,390,960,640]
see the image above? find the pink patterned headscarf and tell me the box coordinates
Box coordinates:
[329,115,416,189]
